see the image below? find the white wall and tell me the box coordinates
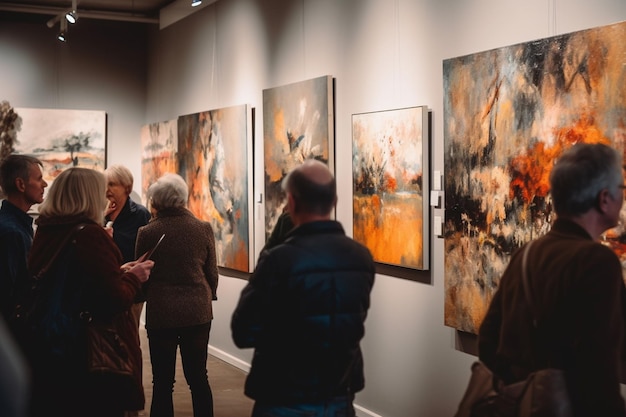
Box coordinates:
[145,1,626,416]
[2,1,626,416]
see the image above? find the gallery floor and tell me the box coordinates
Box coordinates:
[138,328,254,417]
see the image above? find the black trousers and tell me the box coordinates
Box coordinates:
[147,322,213,417]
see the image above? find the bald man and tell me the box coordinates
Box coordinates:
[232,159,375,417]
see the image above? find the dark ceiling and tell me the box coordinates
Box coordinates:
[0,0,177,24]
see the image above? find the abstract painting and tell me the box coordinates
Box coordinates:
[352,106,429,270]
[14,107,106,186]
[177,105,253,272]
[443,21,626,334]
[140,119,178,205]
[263,75,334,239]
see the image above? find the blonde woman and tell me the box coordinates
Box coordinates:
[26,167,153,417]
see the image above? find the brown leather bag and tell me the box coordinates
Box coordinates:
[84,316,144,410]
[454,241,573,417]
[84,321,133,377]
[454,360,571,417]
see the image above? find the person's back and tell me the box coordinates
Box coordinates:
[232,159,375,417]
[137,208,217,329]
[235,220,374,403]
[478,143,626,417]
[136,173,218,417]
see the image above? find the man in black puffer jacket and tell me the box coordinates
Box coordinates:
[231,159,375,417]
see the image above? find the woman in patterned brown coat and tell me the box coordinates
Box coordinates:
[136,173,218,417]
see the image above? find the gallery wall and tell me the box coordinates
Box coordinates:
[1,1,626,416]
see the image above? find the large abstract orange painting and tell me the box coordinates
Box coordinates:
[444,21,626,334]
[177,105,253,273]
[352,106,429,270]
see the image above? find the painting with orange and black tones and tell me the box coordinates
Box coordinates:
[352,106,429,270]
[444,21,626,334]
[263,75,335,240]
[140,119,178,206]
[177,105,253,273]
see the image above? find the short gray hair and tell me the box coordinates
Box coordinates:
[148,173,189,211]
[550,143,623,216]
[104,164,134,194]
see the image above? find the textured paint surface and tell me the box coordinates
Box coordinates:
[352,106,426,269]
[263,76,334,238]
[443,21,626,333]
[140,119,178,205]
[177,105,251,272]
[15,108,106,184]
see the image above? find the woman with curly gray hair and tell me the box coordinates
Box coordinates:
[136,173,218,417]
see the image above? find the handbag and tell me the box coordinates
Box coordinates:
[84,313,144,410]
[84,317,133,377]
[454,241,573,417]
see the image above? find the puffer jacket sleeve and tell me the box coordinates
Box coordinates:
[231,252,274,348]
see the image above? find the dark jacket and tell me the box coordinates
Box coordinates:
[136,207,218,329]
[28,215,146,413]
[231,220,375,404]
[0,200,34,320]
[105,197,151,263]
[262,211,294,251]
[479,218,626,417]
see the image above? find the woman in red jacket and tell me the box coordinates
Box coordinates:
[27,167,154,417]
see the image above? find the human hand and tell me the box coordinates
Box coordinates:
[104,200,117,217]
[120,260,136,272]
[128,260,154,283]
[104,221,114,238]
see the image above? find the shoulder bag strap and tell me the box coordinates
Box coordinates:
[520,240,537,328]
[34,223,87,280]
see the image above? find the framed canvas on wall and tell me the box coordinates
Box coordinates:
[443,20,626,334]
[352,106,430,271]
[14,107,106,216]
[262,75,335,241]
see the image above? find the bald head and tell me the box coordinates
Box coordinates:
[282,159,336,218]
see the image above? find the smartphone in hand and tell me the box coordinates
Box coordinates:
[139,233,165,261]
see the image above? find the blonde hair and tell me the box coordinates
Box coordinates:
[38,168,108,224]
[104,164,133,194]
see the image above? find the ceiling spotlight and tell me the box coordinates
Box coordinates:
[57,19,67,42]
[191,0,202,6]
[65,10,77,24]
[65,0,78,23]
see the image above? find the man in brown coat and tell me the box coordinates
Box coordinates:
[479,142,626,417]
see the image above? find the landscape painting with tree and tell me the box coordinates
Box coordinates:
[352,106,429,270]
[443,21,626,334]
[14,107,106,188]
